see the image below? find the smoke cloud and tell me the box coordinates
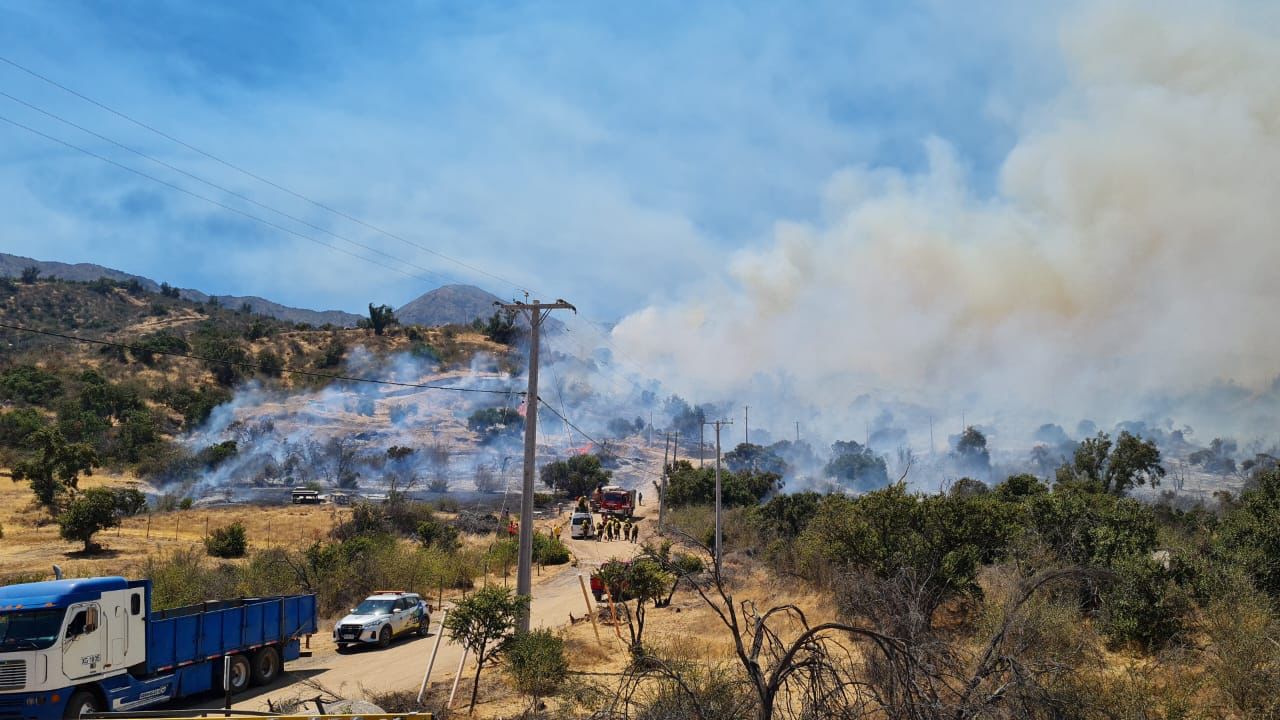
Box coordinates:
[610,1,1280,449]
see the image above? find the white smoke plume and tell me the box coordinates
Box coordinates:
[610,1,1280,450]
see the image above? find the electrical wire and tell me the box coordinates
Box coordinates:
[0,321,519,395]
[0,112,449,289]
[0,54,535,297]
[0,90,462,289]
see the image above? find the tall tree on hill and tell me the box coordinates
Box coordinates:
[363,303,399,336]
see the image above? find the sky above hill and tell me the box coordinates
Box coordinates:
[0,0,1066,318]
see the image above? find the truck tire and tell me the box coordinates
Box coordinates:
[377,625,392,648]
[63,690,99,719]
[250,646,281,686]
[222,654,251,694]
[593,590,603,602]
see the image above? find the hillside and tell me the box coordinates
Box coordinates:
[0,252,362,327]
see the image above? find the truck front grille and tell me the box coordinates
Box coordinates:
[0,659,25,690]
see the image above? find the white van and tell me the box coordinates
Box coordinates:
[569,511,595,539]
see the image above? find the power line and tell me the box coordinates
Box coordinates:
[0,111,450,289]
[0,322,518,395]
[0,54,534,297]
[0,90,462,288]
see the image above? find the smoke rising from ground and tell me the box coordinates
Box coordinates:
[610,1,1280,449]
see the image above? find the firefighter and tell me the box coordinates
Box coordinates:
[551,524,562,542]
[621,519,633,543]
[609,518,619,541]
[630,520,640,543]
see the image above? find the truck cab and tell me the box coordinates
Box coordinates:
[0,577,316,720]
[0,578,148,720]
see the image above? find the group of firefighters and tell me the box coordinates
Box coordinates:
[594,515,639,542]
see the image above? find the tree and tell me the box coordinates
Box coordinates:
[363,303,399,336]
[824,441,888,491]
[0,365,64,404]
[724,443,788,476]
[1056,431,1164,495]
[1190,437,1238,475]
[159,281,180,298]
[468,407,523,442]
[505,629,568,712]
[12,427,99,509]
[952,426,991,474]
[112,487,148,516]
[19,266,40,284]
[194,335,249,386]
[480,310,519,345]
[614,558,672,653]
[1106,431,1165,494]
[540,453,611,498]
[948,477,989,498]
[58,487,120,552]
[443,586,529,712]
[663,460,781,508]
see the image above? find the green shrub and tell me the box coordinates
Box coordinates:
[205,522,248,558]
[533,532,570,565]
[505,629,568,707]
[416,518,460,551]
[179,497,193,510]
[1098,554,1190,650]
[0,365,63,404]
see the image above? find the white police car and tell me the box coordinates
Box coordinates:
[333,591,430,650]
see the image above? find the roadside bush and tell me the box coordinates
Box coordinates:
[534,532,570,565]
[663,460,781,509]
[506,629,569,710]
[205,522,248,558]
[179,497,193,510]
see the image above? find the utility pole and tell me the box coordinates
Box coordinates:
[699,423,705,468]
[497,298,576,633]
[660,433,671,531]
[672,430,679,466]
[703,419,733,575]
[795,421,800,445]
[744,406,750,445]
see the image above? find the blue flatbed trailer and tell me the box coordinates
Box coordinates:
[0,577,317,720]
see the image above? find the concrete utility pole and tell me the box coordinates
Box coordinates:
[699,423,705,468]
[704,419,733,574]
[497,298,576,633]
[660,433,671,531]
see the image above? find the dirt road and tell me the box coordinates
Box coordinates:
[191,509,656,712]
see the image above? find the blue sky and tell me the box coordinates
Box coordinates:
[0,0,1067,319]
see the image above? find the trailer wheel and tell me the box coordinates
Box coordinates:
[63,690,99,719]
[222,654,252,694]
[250,646,281,686]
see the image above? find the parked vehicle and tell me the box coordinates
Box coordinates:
[568,512,595,539]
[0,576,317,720]
[290,488,321,504]
[590,486,636,518]
[589,562,633,603]
[332,592,429,651]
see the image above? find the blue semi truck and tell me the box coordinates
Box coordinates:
[0,576,317,720]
